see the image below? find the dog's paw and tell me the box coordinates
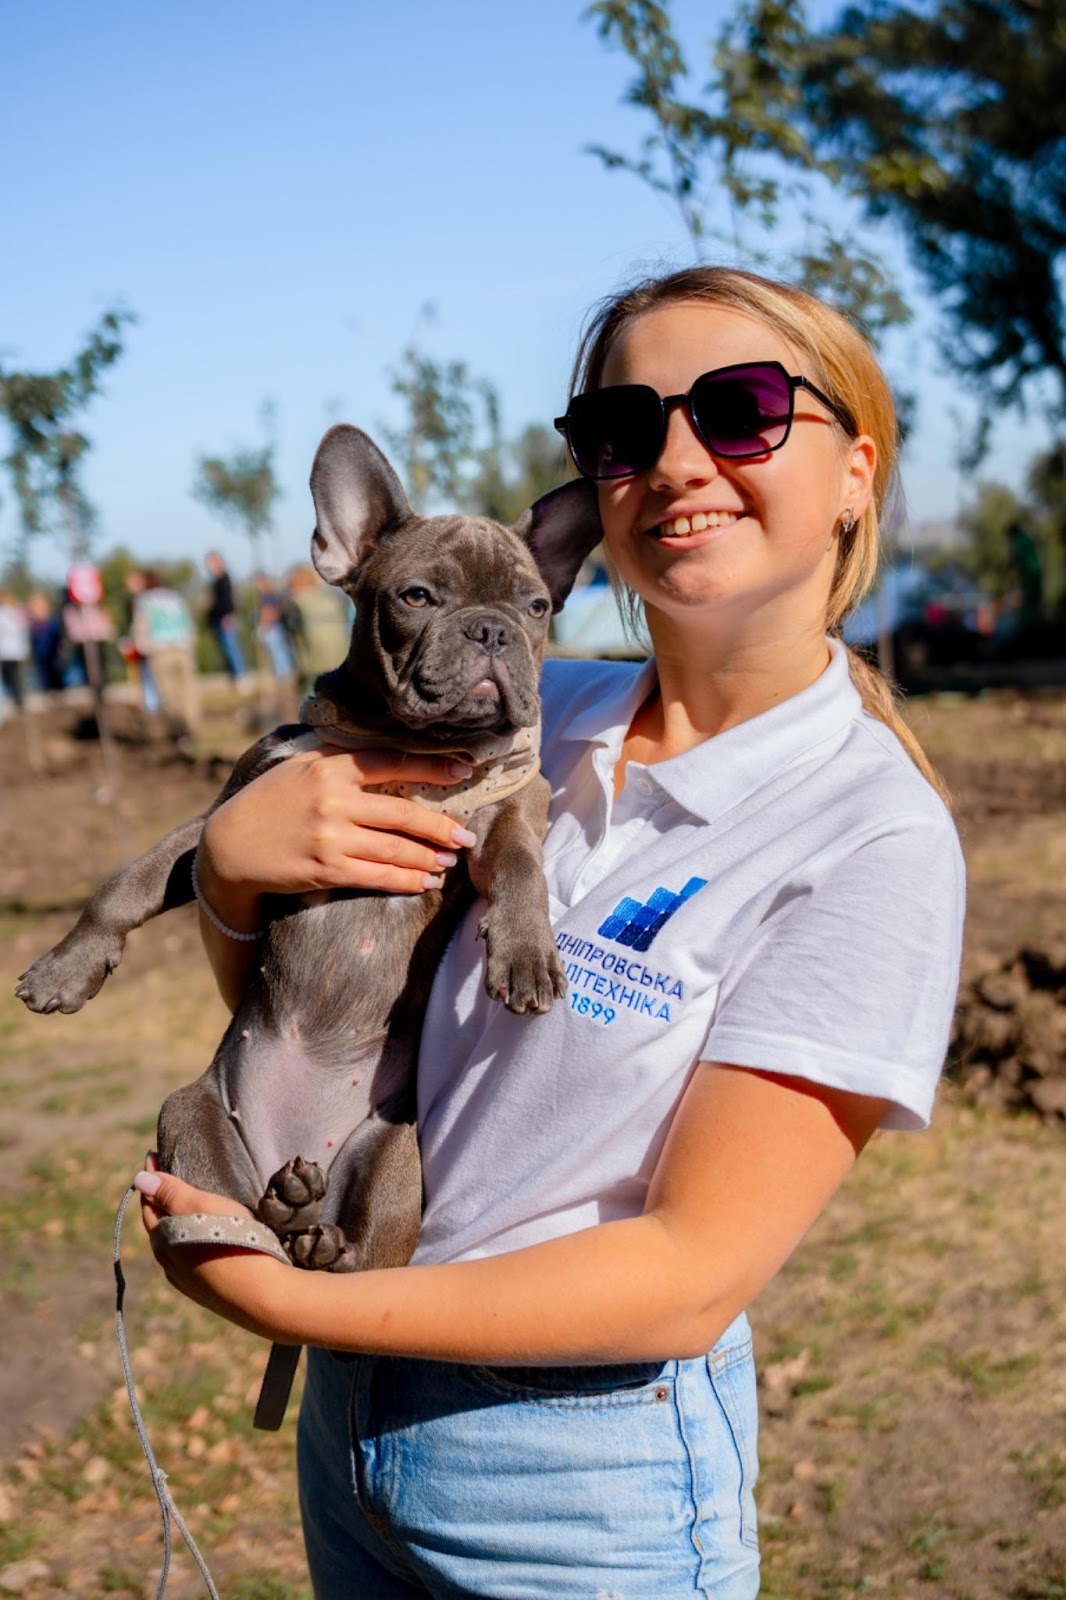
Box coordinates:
[478,913,567,1015]
[15,933,124,1015]
[257,1156,328,1233]
[287,1224,360,1273]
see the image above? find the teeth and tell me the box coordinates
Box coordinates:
[658,511,739,537]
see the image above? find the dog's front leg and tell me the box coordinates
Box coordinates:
[467,775,565,1015]
[15,816,206,1014]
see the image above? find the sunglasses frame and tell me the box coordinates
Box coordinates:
[554,360,857,482]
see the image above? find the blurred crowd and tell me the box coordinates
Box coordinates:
[0,552,352,747]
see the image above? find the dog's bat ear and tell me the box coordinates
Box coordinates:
[512,478,604,613]
[310,426,413,584]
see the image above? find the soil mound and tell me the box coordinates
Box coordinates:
[950,946,1066,1121]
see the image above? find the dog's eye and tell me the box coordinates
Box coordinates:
[527,598,550,618]
[400,587,432,608]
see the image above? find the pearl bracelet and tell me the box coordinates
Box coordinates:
[190,852,260,943]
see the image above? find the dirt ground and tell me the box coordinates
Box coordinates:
[0,683,1064,1599]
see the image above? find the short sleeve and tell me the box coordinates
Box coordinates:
[701,813,966,1130]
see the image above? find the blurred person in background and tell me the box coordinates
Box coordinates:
[285,563,351,693]
[131,569,200,748]
[204,550,248,688]
[253,570,297,679]
[120,569,162,714]
[0,590,29,719]
[62,590,114,688]
[26,593,65,692]
[253,569,299,718]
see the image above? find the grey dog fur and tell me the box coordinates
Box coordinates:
[16,426,604,1420]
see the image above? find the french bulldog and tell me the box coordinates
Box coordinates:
[16,425,603,1423]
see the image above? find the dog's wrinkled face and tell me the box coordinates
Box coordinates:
[348,515,552,733]
[308,426,604,740]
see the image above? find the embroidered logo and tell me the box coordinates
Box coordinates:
[597,876,708,952]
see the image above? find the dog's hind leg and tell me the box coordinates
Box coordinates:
[285,1113,423,1274]
[157,1074,263,1212]
[257,1156,329,1236]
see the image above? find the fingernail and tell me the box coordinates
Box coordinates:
[434,851,458,868]
[422,872,444,889]
[134,1171,162,1196]
[145,1149,159,1165]
[452,827,478,848]
[446,761,474,778]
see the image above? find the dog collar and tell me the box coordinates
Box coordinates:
[298,696,541,823]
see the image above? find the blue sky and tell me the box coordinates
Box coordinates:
[2,0,1046,582]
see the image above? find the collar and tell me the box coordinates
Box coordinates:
[299,695,541,824]
[563,639,862,824]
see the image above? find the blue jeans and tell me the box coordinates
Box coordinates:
[139,658,161,714]
[297,1317,760,1598]
[212,619,246,680]
[259,622,294,678]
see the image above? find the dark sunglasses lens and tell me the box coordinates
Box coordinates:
[565,386,663,480]
[692,365,792,457]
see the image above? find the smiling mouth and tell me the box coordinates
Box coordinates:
[653,511,741,538]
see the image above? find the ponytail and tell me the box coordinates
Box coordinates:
[843,645,951,807]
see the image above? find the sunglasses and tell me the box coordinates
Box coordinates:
[554,360,856,482]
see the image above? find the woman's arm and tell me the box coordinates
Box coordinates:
[139,1062,888,1362]
[194,742,480,1010]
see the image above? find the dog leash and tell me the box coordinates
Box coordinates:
[113,1185,296,1598]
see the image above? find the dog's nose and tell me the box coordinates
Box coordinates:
[463,613,510,653]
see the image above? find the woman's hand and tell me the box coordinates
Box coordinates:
[196,741,479,931]
[137,1156,294,1340]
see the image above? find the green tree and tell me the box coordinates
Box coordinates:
[0,308,135,565]
[714,0,1066,422]
[383,346,566,521]
[1025,444,1066,614]
[471,422,569,525]
[192,421,280,567]
[583,0,912,343]
[957,481,1030,600]
[382,344,495,512]
[952,444,1066,617]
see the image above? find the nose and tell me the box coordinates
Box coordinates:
[650,405,719,493]
[463,612,510,653]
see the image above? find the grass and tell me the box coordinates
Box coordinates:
[1014,1446,1066,1510]
[1,1060,1059,1597]
[0,686,1064,1597]
[5,1280,310,1596]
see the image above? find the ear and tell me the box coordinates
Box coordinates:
[309,425,413,584]
[512,478,604,612]
[841,435,877,525]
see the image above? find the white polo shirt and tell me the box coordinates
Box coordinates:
[412,641,965,1268]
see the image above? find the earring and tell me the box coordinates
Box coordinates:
[839,507,857,538]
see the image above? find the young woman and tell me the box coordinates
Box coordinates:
[138,266,965,1598]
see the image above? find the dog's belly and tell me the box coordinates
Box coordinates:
[215,888,462,1191]
[224,1031,404,1187]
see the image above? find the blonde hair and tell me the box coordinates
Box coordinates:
[570,265,948,804]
